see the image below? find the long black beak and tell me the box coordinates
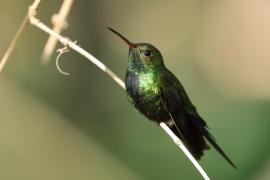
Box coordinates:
[108,27,136,48]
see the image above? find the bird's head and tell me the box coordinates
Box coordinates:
[108,27,165,70]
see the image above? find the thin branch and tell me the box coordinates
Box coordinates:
[29,15,210,179]
[29,16,125,89]
[41,0,74,64]
[0,15,28,72]
[160,123,210,180]
[30,0,42,10]
[0,0,42,73]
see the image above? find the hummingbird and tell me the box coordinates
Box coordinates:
[108,27,236,168]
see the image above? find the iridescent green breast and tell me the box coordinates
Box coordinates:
[138,71,160,95]
[125,70,169,122]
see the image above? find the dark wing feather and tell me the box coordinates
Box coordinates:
[159,69,236,168]
[159,84,208,160]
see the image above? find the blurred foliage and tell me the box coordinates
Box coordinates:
[0,0,270,179]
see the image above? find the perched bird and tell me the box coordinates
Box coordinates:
[108,27,236,168]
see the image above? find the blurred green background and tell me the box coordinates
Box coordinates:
[0,0,270,179]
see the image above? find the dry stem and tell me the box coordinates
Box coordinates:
[41,0,74,64]
[29,15,209,179]
[160,123,210,180]
[0,0,42,73]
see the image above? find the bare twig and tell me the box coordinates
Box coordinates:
[160,123,210,180]
[29,15,210,179]
[30,0,42,10]
[41,0,74,64]
[29,16,125,89]
[1,1,210,179]
[0,15,28,72]
[0,0,42,73]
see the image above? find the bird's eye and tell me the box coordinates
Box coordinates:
[143,50,152,57]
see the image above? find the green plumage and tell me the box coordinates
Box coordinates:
[108,27,236,168]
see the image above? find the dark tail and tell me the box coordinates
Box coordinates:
[204,130,237,168]
[171,112,237,169]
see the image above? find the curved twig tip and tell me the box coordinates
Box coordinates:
[56,46,70,76]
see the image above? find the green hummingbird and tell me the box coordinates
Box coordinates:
[108,27,236,168]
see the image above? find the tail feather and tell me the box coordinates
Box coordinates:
[204,131,237,168]
[171,112,237,168]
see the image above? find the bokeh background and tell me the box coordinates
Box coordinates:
[0,0,270,179]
